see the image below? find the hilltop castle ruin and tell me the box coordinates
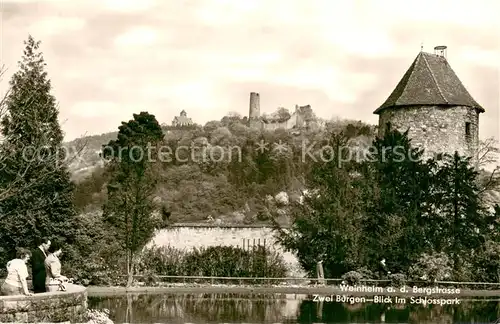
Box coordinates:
[374,46,484,163]
[172,110,194,127]
[164,45,484,161]
[247,92,320,131]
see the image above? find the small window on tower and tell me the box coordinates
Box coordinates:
[386,122,392,132]
[465,122,471,136]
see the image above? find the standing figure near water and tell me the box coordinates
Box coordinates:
[378,258,390,279]
[44,241,69,292]
[31,237,51,293]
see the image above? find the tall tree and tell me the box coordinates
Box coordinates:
[102,112,166,287]
[0,36,76,265]
[430,152,489,279]
[472,204,499,282]
[273,132,371,278]
[364,129,433,274]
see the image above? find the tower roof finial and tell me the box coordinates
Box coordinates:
[421,41,424,52]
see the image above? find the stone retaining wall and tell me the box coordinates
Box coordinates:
[0,283,87,322]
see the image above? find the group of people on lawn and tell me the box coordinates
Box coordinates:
[0,238,70,296]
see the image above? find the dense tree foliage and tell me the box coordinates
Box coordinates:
[274,132,373,278]
[429,153,490,279]
[101,112,166,286]
[274,128,499,282]
[365,130,432,273]
[0,36,79,270]
[73,116,374,223]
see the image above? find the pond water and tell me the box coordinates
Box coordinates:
[89,293,499,323]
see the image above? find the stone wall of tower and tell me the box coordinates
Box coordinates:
[249,92,260,119]
[378,105,479,163]
[248,92,261,128]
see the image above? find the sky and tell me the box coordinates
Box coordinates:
[0,0,499,141]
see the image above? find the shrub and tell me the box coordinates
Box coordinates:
[409,252,452,282]
[354,267,375,280]
[389,273,407,287]
[69,254,127,287]
[85,308,113,324]
[183,246,249,281]
[140,269,160,286]
[136,245,288,285]
[136,245,186,279]
[341,271,363,285]
[70,243,289,287]
[255,205,271,221]
[256,247,288,279]
[63,211,127,286]
[472,240,500,283]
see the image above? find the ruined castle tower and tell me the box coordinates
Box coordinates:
[374,46,484,163]
[249,92,261,128]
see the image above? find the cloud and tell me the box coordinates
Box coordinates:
[2,0,70,2]
[28,17,86,37]
[380,0,499,28]
[458,47,500,68]
[113,26,159,47]
[321,29,396,58]
[100,0,159,12]
[69,101,123,118]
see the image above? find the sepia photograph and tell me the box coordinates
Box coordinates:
[0,0,499,323]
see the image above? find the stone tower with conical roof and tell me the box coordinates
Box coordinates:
[374,48,484,163]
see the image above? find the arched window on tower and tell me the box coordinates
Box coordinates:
[385,122,392,133]
[465,122,471,136]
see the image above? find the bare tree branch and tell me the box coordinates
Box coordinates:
[478,166,500,194]
[477,137,500,168]
[476,138,500,200]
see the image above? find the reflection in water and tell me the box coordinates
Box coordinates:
[88,293,500,323]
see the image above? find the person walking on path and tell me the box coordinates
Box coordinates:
[378,258,390,279]
[316,260,325,285]
[31,237,51,293]
[316,253,326,286]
